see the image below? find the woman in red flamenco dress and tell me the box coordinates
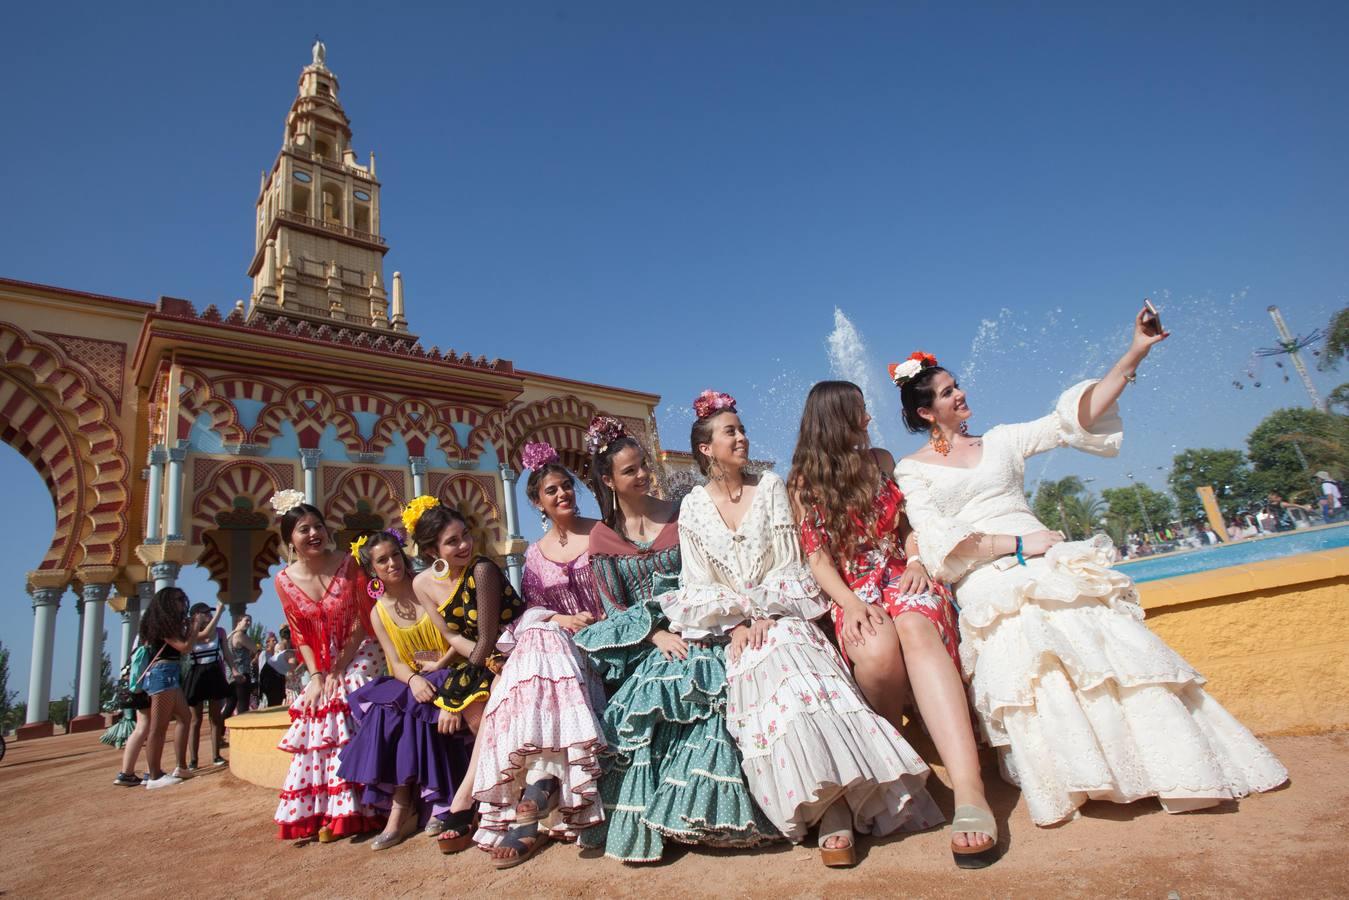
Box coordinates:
[270,493,387,842]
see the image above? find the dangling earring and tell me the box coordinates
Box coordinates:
[959,421,970,436]
[431,558,451,580]
[540,509,550,530]
[366,578,385,601]
[930,428,952,456]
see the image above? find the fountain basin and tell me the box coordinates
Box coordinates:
[1137,546,1349,735]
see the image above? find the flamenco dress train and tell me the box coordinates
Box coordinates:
[471,544,608,846]
[574,520,777,862]
[273,556,387,839]
[894,380,1288,826]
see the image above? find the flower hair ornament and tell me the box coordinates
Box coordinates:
[585,415,627,456]
[269,489,307,517]
[692,390,737,419]
[402,495,440,534]
[521,441,560,471]
[887,351,939,387]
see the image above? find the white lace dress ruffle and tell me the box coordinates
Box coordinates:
[662,471,944,841]
[894,380,1288,825]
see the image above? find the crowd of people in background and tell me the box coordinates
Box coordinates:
[105,603,301,787]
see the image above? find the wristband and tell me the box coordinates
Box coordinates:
[906,555,923,570]
[1015,536,1026,567]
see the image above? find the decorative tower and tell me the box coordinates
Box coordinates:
[247,40,415,341]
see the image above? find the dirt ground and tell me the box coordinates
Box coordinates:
[2,729,1347,899]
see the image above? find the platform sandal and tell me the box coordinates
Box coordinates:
[818,798,856,868]
[950,804,999,869]
[493,777,560,870]
[436,808,477,854]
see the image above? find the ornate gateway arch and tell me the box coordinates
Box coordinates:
[1,43,691,739]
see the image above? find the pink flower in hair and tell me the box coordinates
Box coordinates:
[585,415,627,456]
[693,389,737,419]
[521,441,560,471]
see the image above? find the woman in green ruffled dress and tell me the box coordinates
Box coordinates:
[575,416,778,862]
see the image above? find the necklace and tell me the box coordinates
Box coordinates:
[386,591,419,623]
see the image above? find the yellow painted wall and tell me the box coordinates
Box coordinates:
[225,709,292,790]
[1139,548,1349,736]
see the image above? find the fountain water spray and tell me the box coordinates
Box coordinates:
[827,308,898,450]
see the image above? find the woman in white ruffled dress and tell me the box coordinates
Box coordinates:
[891,305,1288,827]
[662,390,943,867]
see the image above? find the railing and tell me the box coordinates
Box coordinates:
[283,144,376,181]
[276,209,385,246]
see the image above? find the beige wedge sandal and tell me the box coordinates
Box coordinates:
[949,804,999,869]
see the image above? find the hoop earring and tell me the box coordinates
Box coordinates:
[431,558,451,580]
[366,578,385,601]
[930,428,952,456]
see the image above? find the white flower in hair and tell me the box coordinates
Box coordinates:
[888,358,923,385]
[269,489,307,516]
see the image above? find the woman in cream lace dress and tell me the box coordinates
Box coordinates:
[891,307,1287,826]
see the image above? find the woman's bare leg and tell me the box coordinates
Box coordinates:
[844,622,912,730]
[892,612,989,847]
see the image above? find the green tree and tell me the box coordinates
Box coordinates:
[1317,305,1349,372]
[1032,476,1084,534]
[1102,484,1176,535]
[98,630,116,709]
[1317,306,1349,413]
[0,641,17,730]
[1168,448,1253,519]
[1246,407,1349,502]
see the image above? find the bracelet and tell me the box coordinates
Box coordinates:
[1123,371,1137,385]
[906,554,924,570]
[1015,536,1027,566]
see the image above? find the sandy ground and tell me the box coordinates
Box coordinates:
[2,729,1347,899]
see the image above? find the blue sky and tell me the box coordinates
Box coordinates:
[1,2,1345,703]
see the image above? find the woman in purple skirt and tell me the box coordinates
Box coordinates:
[337,529,472,851]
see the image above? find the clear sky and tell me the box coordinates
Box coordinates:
[1,2,1345,703]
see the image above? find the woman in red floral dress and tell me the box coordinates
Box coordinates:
[790,381,998,869]
[270,492,386,842]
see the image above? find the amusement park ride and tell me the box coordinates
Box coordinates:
[1233,305,1327,411]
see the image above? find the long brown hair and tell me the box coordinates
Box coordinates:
[787,380,882,564]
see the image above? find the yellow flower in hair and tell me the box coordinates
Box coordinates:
[402,495,440,534]
[349,533,369,562]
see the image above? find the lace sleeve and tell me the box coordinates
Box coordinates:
[467,559,504,667]
[893,460,979,583]
[1000,380,1124,460]
[753,476,828,621]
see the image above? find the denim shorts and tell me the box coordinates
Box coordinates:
[143,661,182,696]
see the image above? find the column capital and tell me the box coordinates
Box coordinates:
[499,465,518,483]
[167,446,188,463]
[148,446,169,465]
[299,448,323,468]
[80,582,112,605]
[505,553,525,569]
[136,581,155,602]
[29,586,64,609]
[409,455,429,475]
[150,561,181,581]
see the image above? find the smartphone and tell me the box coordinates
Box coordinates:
[1142,298,1164,336]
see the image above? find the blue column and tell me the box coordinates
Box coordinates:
[24,587,63,725]
[77,583,110,717]
[500,464,524,592]
[300,449,322,505]
[120,582,150,670]
[146,447,167,542]
[165,445,187,541]
[409,455,428,498]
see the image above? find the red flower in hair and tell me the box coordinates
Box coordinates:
[693,390,737,419]
[909,351,938,368]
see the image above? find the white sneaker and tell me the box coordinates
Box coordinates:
[145,773,184,790]
[170,767,192,780]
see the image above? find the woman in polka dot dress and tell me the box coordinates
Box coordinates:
[409,500,525,853]
[270,495,386,842]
